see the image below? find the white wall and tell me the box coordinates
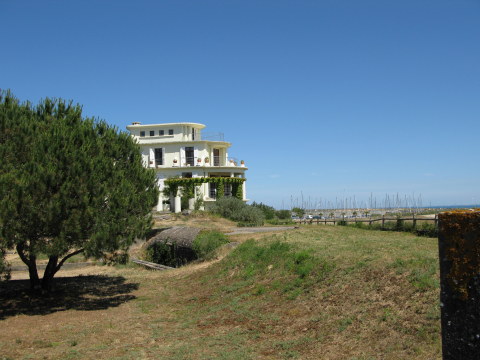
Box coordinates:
[130,124,203,144]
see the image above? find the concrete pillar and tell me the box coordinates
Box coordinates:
[188,198,195,210]
[203,183,208,199]
[438,209,480,360]
[242,181,246,201]
[174,196,181,213]
[198,186,205,211]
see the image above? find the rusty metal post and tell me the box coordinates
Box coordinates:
[438,210,480,360]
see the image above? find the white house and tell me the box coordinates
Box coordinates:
[126,122,248,212]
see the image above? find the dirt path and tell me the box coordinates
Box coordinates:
[225,226,297,235]
[8,223,297,280]
[9,261,97,273]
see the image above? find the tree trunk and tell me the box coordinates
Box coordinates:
[27,256,40,290]
[40,249,84,292]
[41,256,58,292]
[16,243,40,290]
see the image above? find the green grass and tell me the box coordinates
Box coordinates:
[0,225,441,360]
[389,256,439,290]
[221,239,334,299]
[192,230,230,260]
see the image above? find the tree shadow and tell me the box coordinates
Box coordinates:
[0,275,139,320]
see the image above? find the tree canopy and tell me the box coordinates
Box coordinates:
[291,207,305,218]
[0,91,159,290]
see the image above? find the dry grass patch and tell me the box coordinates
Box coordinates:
[154,212,237,232]
[0,225,441,360]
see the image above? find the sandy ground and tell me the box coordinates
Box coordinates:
[225,226,297,235]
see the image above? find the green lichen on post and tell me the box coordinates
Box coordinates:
[439,209,480,300]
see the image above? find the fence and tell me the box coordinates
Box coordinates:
[294,214,438,228]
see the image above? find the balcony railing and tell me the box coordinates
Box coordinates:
[201,132,225,141]
[210,157,245,167]
[185,156,195,166]
[169,156,245,168]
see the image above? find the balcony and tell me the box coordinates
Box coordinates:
[201,132,225,141]
[209,156,245,167]
[168,156,246,168]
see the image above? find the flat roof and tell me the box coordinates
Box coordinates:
[136,140,231,147]
[127,122,206,130]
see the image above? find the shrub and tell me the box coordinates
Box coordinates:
[251,202,276,220]
[145,241,197,267]
[234,206,265,226]
[211,197,265,226]
[145,241,180,267]
[276,210,292,220]
[266,218,294,225]
[211,197,245,219]
[192,231,229,260]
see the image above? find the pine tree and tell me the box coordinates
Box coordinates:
[0,91,158,291]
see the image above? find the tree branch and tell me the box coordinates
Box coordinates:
[16,242,29,266]
[55,248,84,273]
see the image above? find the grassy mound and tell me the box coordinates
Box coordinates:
[0,226,441,360]
[221,239,334,299]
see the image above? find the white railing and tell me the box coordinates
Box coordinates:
[202,132,225,141]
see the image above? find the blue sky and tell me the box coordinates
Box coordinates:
[1,0,479,208]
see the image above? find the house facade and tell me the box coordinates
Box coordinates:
[126,122,247,212]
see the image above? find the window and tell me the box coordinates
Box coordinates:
[168,129,174,135]
[182,172,192,178]
[209,183,216,199]
[185,147,194,166]
[192,127,195,140]
[150,130,155,137]
[140,131,145,137]
[159,130,164,136]
[213,149,220,166]
[154,148,163,166]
